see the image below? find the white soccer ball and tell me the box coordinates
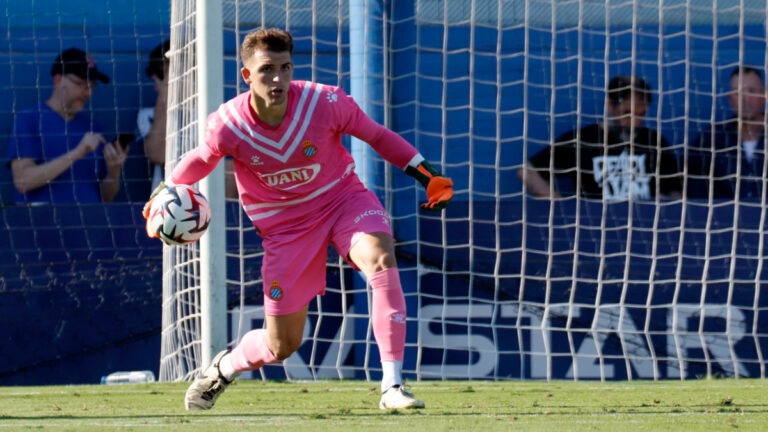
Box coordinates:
[146,184,211,245]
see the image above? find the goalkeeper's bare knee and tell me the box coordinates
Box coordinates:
[350,232,397,276]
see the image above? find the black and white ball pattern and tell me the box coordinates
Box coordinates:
[147,184,211,245]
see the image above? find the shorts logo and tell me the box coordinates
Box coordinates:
[268,280,283,301]
[391,313,406,324]
[302,140,318,159]
[354,209,389,225]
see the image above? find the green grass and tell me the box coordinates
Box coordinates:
[0,379,766,431]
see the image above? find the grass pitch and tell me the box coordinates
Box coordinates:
[0,379,766,431]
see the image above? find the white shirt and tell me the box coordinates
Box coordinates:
[136,107,164,189]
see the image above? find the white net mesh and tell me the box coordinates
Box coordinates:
[158,0,768,382]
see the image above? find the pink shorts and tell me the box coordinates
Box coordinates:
[258,186,392,316]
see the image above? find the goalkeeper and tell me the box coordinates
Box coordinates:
[146,28,453,411]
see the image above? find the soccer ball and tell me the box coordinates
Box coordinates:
[146,184,211,245]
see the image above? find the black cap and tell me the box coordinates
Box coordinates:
[50,48,110,84]
[145,39,171,80]
[607,76,651,105]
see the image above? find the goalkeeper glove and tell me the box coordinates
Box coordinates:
[142,181,171,238]
[405,160,454,211]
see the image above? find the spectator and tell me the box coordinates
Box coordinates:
[518,76,682,200]
[6,47,128,204]
[138,39,238,199]
[687,66,767,200]
[137,39,171,191]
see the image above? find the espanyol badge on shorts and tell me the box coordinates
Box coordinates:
[268,280,283,301]
[302,140,318,159]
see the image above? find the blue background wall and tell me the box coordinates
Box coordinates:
[0,0,171,384]
[4,2,768,203]
[387,20,768,202]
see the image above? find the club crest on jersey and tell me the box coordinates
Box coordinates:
[261,164,320,190]
[268,280,283,301]
[302,140,318,159]
[326,90,338,103]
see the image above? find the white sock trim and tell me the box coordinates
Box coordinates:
[405,153,425,170]
[218,352,239,381]
[381,360,403,393]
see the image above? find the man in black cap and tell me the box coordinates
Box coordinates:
[6,47,128,203]
[518,76,682,201]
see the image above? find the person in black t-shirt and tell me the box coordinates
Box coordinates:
[518,76,682,200]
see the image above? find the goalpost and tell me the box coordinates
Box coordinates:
[159,0,768,382]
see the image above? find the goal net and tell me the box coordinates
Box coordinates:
[160,0,768,382]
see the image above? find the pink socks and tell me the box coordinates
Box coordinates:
[228,329,278,371]
[368,268,407,362]
[225,268,406,378]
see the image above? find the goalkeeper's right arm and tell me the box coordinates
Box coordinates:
[142,147,221,224]
[167,147,221,186]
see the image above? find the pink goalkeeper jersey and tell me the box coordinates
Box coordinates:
[170,81,420,229]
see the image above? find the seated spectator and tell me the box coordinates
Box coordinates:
[687,66,766,200]
[137,39,171,191]
[138,40,238,199]
[6,48,128,204]
[518,76,682,201]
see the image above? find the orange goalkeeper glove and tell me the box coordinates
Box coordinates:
[405,160,454,211]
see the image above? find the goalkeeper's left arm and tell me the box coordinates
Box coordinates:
[350,116,454,211]
[403,155,453,211]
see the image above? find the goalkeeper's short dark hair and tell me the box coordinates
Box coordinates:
[146,39,171,80]
[607,76,652,106]
[241,28,294,62]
